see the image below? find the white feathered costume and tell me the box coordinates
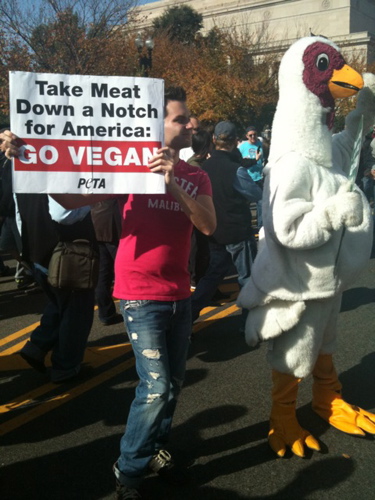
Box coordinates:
[238,36,375,458]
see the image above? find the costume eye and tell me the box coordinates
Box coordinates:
[316,53,329,71]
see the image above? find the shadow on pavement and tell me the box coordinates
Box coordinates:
[1,369,137,445]
[341,287,375,312]
[340,351,375,410]
[191,314,251,363]
[249,456,355,499]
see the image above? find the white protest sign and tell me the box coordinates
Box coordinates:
[10,71,165,194]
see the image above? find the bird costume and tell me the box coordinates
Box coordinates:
[237,36,375,458]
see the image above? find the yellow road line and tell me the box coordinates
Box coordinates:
[0,301,119,351]
[0,358,135,436]
[0,299,239,435]
[0,341,131,372]
[0,322,40,348]
[194,304,239,332]
[1,339,30,356]
[0,344,132,414]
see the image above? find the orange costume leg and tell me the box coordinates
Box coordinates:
[312,354,375,435]
[269,370,320,457]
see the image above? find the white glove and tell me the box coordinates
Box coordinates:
[323,184,363,231]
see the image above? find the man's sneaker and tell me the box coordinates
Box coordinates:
[113,462,142,500]
[148,449,191,486]
[16,275,35,290]
[115,480,141,500]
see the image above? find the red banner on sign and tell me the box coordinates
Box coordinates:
[14,138,162,173]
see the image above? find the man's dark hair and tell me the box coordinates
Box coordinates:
[246,125,257,134]
[214,135,237,151]
[164,86,187,116]
[192,129,212,158]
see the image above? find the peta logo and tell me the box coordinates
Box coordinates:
[78,178,106,189]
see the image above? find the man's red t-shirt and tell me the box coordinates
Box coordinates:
[113,160,212,301]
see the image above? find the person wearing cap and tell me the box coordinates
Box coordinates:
[191,121,262,329]
[238,125,264,230]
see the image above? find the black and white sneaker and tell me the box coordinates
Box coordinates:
[148,449,191,486]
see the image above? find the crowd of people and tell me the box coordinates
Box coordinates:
[1,81,374,499]
[0,85,270,499]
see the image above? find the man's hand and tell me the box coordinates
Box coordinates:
[147,147,176,188]
[0,130,20,159]
[148,146,216,236]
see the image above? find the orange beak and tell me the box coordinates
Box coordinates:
[328,64,364,99]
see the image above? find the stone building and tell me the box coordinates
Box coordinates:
[138,0,375,64]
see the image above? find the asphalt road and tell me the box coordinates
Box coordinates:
[1,254,375,500]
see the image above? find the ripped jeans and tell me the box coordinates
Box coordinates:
[115,298,191,488]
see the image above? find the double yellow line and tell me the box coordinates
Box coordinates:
[0,301,239,436]
[0,322,40,356]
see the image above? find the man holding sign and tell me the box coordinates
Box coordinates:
[3,85,216,499]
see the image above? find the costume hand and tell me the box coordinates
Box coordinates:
[351,73,375,135]
[324,183,363,230]
[148,147,175,187]
[0,130,20,159]
[356,73,375,116]
[362,73,375,103]
[339,191,363,228]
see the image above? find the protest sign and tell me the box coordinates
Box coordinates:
[10,71,165,194]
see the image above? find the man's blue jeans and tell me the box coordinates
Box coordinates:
[115,298,191,488]
[191,239,253,323]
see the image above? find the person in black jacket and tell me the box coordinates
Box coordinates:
[0,148,12,276]
[0,128,33,286]
[191,121,262,328]
[16,193,97,383]
[91,199,123,325]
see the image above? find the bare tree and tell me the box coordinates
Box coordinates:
[0,0,140,73]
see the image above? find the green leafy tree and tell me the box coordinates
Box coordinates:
[152,5,203,45]
[150,29,278,131]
